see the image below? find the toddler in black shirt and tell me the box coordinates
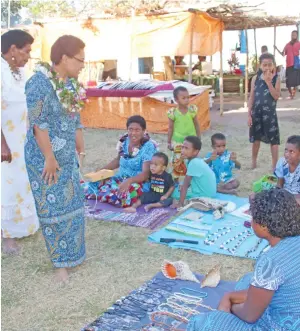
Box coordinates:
[125,152,175,212]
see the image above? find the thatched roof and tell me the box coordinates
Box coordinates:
[202,4,300,30]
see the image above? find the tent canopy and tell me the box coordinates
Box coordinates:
[38,12,223,61]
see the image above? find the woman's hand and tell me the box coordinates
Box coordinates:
[218,294,232,313]
[43,155,60,185]
[118,179,132,194]
[1,141,12,163]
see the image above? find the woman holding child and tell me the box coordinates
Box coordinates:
[87,115,158,207]
[188,188,300,331]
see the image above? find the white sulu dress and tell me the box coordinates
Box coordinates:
[1,57,39,238]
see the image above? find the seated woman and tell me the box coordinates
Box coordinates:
[86,115,157,207]
[188,188,300,331]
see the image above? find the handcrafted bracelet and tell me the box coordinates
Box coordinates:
[180,287,208,298]
[79,152,86,156]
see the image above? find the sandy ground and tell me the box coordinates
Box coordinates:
[1,91,300,331]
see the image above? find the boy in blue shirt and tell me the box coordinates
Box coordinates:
[205,133,241,195]
[172,136,216,208]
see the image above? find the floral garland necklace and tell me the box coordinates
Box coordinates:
[34,61,87,113]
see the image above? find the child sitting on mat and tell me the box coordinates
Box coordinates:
[125,152,175,213]
[172,136,216,208]
[275,135,300,196]
[204,133,241,195]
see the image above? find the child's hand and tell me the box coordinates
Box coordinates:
[160,195,168,201]
[211,150,218,161]
[171,201,179,209]
[263,71,274,84]
[230,152,237,162]
[167,143,173,151]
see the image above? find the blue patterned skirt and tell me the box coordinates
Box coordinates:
[40,208,86,268]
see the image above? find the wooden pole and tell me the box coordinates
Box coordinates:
[244,28,249,109]
[188,13,195,83]
[273,26,276,57]
[219,30,224,115]
[254,28,257,70]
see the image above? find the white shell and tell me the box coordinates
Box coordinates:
[201,265,221,288]
[162,260,200,283]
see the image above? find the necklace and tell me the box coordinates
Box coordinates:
[204,226,232,246]
[220,229,251,250]
[2,55,22,81]
[34,61,86,113]
[245,238,263,258]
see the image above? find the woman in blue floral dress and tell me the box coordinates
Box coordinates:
[25,35,86,283]
[86,115,157,207]
[188,188,300,331]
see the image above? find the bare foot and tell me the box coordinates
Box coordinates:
[55,268,69,284]
[251,161,257,169]
[124,207,137,213]
[144,205,153,212]
[2,238,21,255]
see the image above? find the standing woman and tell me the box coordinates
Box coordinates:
[248,53,281,171]
[25,35,86,283]
[1,30,39,254]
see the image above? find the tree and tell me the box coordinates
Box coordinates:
[1,0,31,27]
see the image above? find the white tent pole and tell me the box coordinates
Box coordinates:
[220,31,224,116]
[244,28,249,109]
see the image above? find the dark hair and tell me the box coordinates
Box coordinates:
[1,29,34,54]
[292,30,298,35]
[261,45,268,52]
[250,188,300,238]
[51,35,85,65]
[184,136,202,151]
[287,135,300,150]
[126,115,146,130]
[211,133,226,145]
[173,86,188,99]
[153,152,168,166]
[259,53,275,64]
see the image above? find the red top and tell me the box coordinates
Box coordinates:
[284,41,300,68]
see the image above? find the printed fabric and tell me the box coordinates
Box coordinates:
[204,150,236,184]
[25,71,85,268]
[1,57,39,238]
[275,157,300,194]
[249,73,280,145]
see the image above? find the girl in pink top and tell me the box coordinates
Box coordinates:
[275,30,300,99]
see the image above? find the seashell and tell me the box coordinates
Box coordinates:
[162,260,200,283]
[201,264,221,288]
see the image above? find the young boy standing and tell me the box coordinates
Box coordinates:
[205,133,241,195]
[172,136,216,208]
[125,152,175,213]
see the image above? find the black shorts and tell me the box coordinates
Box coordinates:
[140,192,173,207]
